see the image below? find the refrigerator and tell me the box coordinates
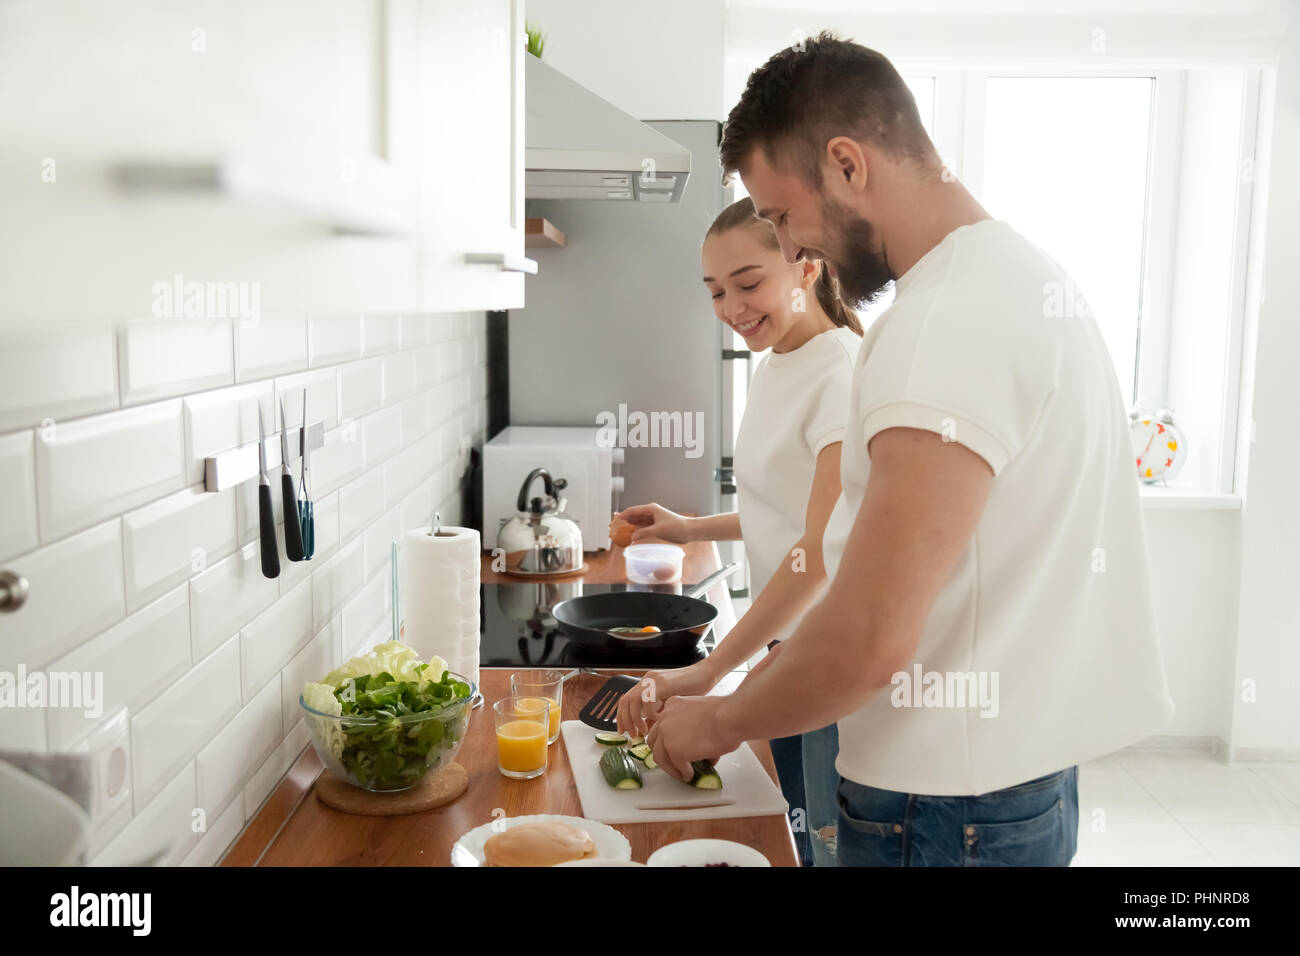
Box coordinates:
[510,120,741,536]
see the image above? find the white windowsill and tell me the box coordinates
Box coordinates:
[1139,485,1242,510]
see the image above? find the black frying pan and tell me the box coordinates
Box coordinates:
[552,563,740,652]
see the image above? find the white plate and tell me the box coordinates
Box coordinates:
[646,839,771,868]
[450,814,632,867]
[554,859,646,867]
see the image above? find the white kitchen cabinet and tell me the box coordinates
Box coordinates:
[0,0,527,326]
[416,0,530,313]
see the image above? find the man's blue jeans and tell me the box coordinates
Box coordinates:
[835,766,1079,866]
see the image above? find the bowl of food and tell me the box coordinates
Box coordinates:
[300,641,475,792]
[646,838,771,867]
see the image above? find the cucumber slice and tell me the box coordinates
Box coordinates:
[688,760,723,789]
[594,731,628,746]
[643,752,658,770]
[629,743,652,762]
[626,736,645,747]
[599,747,642,789]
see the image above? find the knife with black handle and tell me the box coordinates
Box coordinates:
[279,397,305,562]
[257,406,280,579]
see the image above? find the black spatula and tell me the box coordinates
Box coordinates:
[577,674,641,731]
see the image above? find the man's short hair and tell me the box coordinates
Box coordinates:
[720,32,936,186]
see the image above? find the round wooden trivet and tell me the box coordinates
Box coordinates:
[316,762,469,816]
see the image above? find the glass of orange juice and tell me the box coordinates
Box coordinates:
[510,670,564,745]
[493,698,550,779]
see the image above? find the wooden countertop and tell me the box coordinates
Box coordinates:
[223,540,797,867]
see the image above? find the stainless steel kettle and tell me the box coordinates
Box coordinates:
[496,467,585,574]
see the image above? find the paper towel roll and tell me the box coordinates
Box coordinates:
[403,526,481,693]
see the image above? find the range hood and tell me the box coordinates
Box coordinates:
[525,56,692,203]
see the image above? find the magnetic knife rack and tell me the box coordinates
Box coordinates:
[202,421,325,492]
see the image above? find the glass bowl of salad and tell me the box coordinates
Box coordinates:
[300,641,476,792]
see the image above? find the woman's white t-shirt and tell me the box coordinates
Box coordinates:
[822,219,1175,796]
[734,326,859,636]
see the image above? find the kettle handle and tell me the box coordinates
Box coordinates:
[517,467,556,513]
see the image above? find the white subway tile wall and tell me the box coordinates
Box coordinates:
[0,430,38,561]
[122,486,238,612]
[118,318,235,406]
[363,314,402,356]
[129,635,241,810]
[235,315,308,383]
[0,324,119,432]
[0,520,125,671]
[243,718,310,820]
[36,399,186,541]
[45,585,191,750]
[194,677,282,823]
[338,467,386,542]
[339,357,384,422]
[0,312,489,866]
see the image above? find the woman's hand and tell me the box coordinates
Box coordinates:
[614,503,694,544]
[616,663,718,739]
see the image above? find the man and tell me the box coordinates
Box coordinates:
[646,33,1174,866]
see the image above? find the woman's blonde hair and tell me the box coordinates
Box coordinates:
[705,196,863,336]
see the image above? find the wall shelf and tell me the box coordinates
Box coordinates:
[525,217,566,248]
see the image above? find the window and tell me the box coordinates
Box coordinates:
[981,76,1154,404]
[722,57,1260,494]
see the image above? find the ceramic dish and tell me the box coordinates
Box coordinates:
[450,814,632,867]
[646,838,771,867]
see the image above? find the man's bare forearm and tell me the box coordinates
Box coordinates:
[713,587,893,747]
[711,428,995,752]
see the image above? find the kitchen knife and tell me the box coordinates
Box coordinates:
[279,397,305,562]
[297,388,314,559]
[256,406,280,579]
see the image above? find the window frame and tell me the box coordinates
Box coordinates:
[899,64,1259,494]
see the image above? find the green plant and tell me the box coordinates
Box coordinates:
[524,22,546,59]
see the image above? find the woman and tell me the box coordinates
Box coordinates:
[615,196,861,867]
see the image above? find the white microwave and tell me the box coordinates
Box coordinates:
[482,426,625,552]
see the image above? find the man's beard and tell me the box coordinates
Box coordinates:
[819,197,894,308]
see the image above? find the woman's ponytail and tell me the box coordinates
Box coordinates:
[813,265,863,336]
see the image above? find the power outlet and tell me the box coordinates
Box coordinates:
[76,708,131,829]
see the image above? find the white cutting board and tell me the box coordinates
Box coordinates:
[560,720,789,824]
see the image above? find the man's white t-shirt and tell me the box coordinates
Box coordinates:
[735,326,859,633]
[822,219,1174,796]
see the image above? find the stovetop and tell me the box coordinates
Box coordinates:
[480,581,716,669]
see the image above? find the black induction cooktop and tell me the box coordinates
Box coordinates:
[479,581,716,669]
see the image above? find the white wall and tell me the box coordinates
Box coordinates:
[1141,509,1240,741]
[0,313,489,864]
[1230,9,1300,758]
[524,0,727,119]
[725,0,1287,67]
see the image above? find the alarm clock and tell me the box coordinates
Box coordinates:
[1131,408,1186,483]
